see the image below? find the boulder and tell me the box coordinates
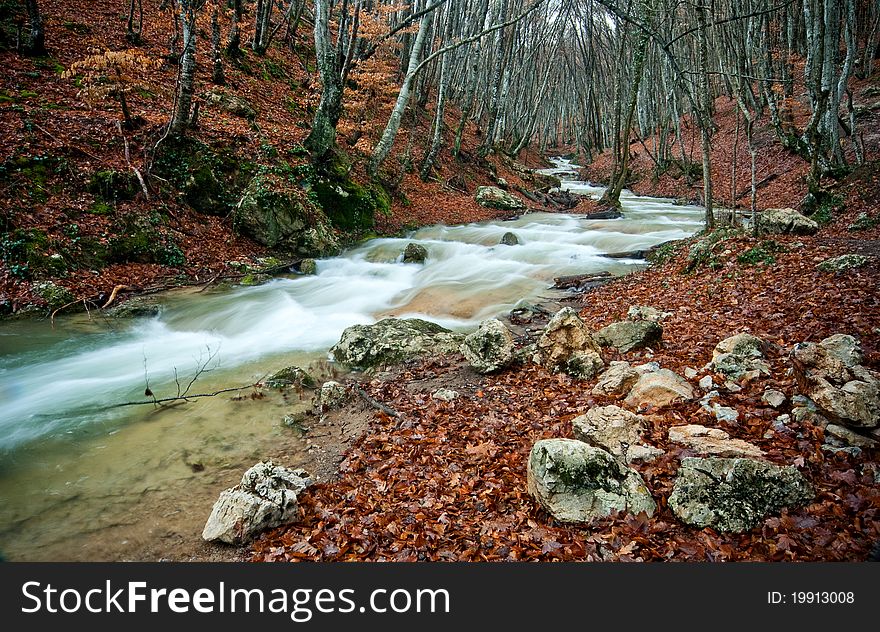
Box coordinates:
[475,186,526,211]
[668,457,813,532]
[203,90,257,120]
[816,254,871,274]
[266,366,316,389]
[668,424,764,458]
[762,389,786,408]
[626,305,671,323]
[317,381,348,411]
[711,333,770,380]
[234,173,339,256]
[500,232,520,246]
[431,388,459,402]
[402,242,428,264]
[571,405,652,461]
[527,439,656,523]
[592,361,640,398]
[535,308,604,378]
[34,281,74,309]
[624,369,695,409]
[299,259,318,275]
[755,208,819,236]
[824,424,878,449]
[331,318,464,370]
[202,462,313,544]
[594,320,663,353]
[460,318,515,374]
[791,335,880,428]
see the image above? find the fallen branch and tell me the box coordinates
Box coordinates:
[101,284,135,309]
[110,383,259,408]
[353,385,401,418]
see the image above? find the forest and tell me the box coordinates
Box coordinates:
[0,0,878,562]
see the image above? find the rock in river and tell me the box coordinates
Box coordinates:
[331,318,464,370]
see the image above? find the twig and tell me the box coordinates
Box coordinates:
[101,284,134,309]
[353,385,401,418]
[110,383,259,409]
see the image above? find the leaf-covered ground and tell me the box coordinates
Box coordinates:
[253,228,880,562]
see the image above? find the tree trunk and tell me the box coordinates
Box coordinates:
[169,2,199,135]
[211,6,225,84]
[227,0,242,57]
[23,0,46,56]
[305,0,343,158]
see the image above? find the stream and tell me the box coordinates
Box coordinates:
[0,159,704,560]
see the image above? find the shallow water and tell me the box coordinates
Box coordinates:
[0,159,704,560]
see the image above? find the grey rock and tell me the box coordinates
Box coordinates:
[203,90,257,119]
[402,242,428,264]
[626,305,672,323]
[299,259,318,275]
[824,423,878,448]
[816,254,871,274]
[711,333,770,380]
[202,461,312,544]
[331,318,464,370]
[594,320,663,353]
[571,405,646,459]
[698,375,715,390]
[266,366,316,389]
[500,232,520,246]
[684,367,699,379]
[475,186,526,211]
[762,389,786,408]
[460,318,516,374]
[34,282,74,309]
[755,208,819,236]
[624,369,695,409]
[668,457,813,532]
[592,361,640,398]
[431,388,459,402]
[527,439,656,523]
[668,424,764,458]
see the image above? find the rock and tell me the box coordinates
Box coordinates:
[317,381,348,411]
[527,439,656,523]
[824,423,878,448]
[535,308,604,378]
[711,404,740,423]
[626,445,666,463]
[572,406,645,455]
[500,231,519,246]
[762,389,786,408]
[402,242,428,264]
[816,254,871,274]
[668,457,813,532]
[593,320,662,353]
[634,361,661,374]
[266,366,316,389]
[34,281,74,309]
[592,361,640,398]
[299,258,318,275]
[331,318,464,370]
[684,367,698,379]
[624,369,695,409]
[475,186,526,211]
[582,208,623,219]
[698,375,714,390]
[627,305,671,323]
[431,388,459,402]
[203,90,257,120]
[668,424,764,458]
[460,318,516,374]
[282,411,310,429]
[202,461,312,544]
[791,335,880,428]
[711,333,770,380]
[234,173,339,256]
[755,208,819,236]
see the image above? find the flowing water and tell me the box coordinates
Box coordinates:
[0,159,704,560]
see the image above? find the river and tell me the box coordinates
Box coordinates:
[0,159,704,560]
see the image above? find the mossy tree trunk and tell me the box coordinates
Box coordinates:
[23,0,46,56]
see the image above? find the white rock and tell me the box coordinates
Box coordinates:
[762,389,786,408]
[668,424,764,458]
[432,388,459,402]
[624,369,695,409]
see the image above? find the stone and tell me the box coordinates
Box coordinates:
[592,361,640,398]
[431,388,459,402]
[475,186,526,211]
[755,208,819,236]
[669,457,813,532]
[203,90,257,120]
[593,320,663,353]
[299,258,318,275]
[791,335,880,428]
[331,318,464,370]
[816,254,871,274]
[402,242,428,264]
[824,424,878,448]
[317,381,348,411]
[527,439,656,523]
[626,445,665,463]
[624,369,695,409]
[711,333,770,380]
[500,232,519,246]
[266,366,316,389]
[711,404,740,423]
[684,367,699,379]
[762,389,786,408]
[668,424,764,458]
[535,308,604,377]
[234,173,339,256]
[626,305,671,323]
[202,461,312,544]
[34,281,74,309]
[571,405,646,459]
[460,318,516,374]
[698,375,714,390]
